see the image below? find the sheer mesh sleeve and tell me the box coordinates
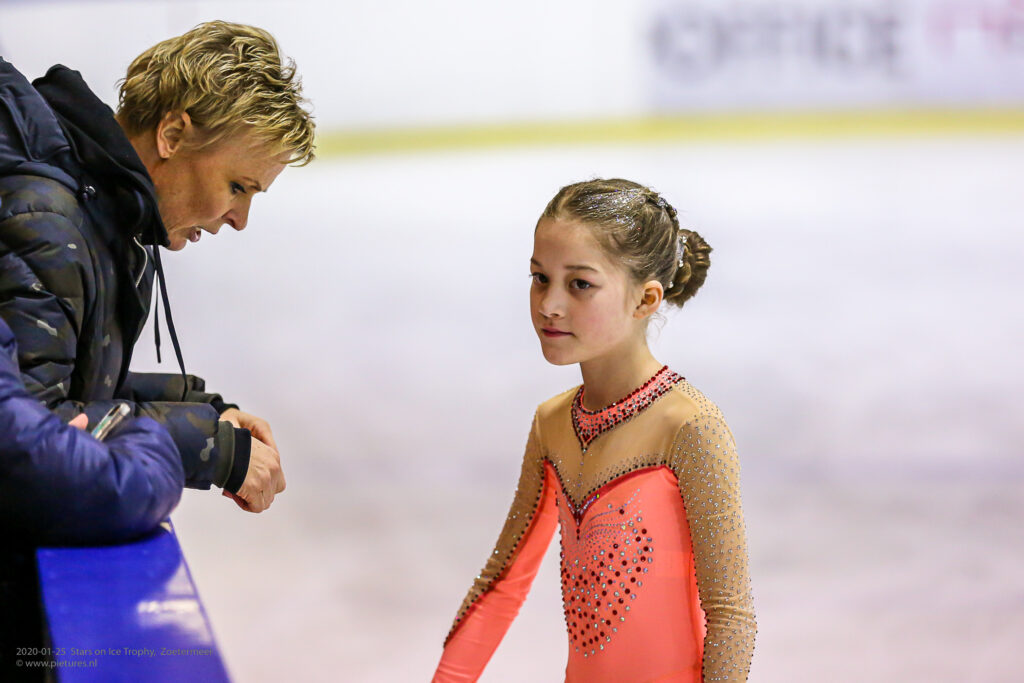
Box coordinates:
[670,411,757,681]
[435,413,558,682]
[444,414,549,642]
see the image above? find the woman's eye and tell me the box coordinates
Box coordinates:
[230,182,246,195]
[530,272,547,284]
[570,279,593,290]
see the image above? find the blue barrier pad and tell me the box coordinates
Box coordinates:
[36,521,230,682]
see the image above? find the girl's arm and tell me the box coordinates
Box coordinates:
[671,411,757,682]
[433,414,558,682]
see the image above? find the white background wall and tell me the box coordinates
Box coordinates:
[0,0,645,129]
[3,0,1024,132]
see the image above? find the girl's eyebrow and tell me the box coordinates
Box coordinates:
[530,258,598,273]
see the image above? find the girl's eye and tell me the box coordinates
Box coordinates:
[570,279,593,290]
[530,272,548,284]
[230,182,247,195]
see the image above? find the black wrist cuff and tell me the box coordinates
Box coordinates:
[223,428,251,494]
[210,396,239,415]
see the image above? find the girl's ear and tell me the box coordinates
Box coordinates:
[634,280,664,319]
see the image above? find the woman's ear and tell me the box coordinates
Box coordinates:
[154,111,193,160]
[633,280,664,319]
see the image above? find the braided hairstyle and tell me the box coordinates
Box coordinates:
[539,178,711,308]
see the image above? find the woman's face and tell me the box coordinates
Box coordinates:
[150,132,291,250]
[530,218,647,366]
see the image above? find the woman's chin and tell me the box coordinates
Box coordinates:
[165,233,189,251]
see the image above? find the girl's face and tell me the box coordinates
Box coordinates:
[530,217,647,366]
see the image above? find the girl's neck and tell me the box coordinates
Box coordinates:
[578,345,665,411]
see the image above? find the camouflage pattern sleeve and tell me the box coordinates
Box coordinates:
[118,371,238,414]
[58,397,227,491]
[0,209,86,409]
[0,209,232,491]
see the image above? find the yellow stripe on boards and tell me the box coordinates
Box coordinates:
[314,108,1024,157]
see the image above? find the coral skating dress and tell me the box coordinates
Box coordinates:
[433,367,757,682]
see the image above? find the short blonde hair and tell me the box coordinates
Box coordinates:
[118,21,315,165]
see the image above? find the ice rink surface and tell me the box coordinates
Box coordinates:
[126,135,1024,682]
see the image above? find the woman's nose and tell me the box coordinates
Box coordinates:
[224,205,250,231]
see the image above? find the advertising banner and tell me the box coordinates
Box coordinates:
[647,0,1024,111]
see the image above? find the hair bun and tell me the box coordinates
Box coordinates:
[541,178,712,311]
[665,229,712,307]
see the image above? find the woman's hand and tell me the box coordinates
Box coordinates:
[222,436,286,513]
[219,408,278,452]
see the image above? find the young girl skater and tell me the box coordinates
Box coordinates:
[433,179,756,682]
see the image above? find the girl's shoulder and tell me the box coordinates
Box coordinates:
[667,378,728,423]
[533,385,579,425]
[642,377,734,442]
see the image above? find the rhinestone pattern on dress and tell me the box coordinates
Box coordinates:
[558,485,653,658]
[572,366,683,452]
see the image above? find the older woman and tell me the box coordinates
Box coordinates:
[0,21,314,513]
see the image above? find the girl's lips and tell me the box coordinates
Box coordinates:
[542,328,571,338]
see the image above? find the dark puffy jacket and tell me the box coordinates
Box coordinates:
[0,58,249,492]
[0,317,183,544]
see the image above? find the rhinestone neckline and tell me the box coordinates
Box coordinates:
[571,366,683,451]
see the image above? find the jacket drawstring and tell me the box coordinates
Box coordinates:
[150,243,188,401]
[132,236,149,287]
[153,277,161,363]
[132,236,162,363]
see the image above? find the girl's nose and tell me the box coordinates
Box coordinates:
[538,290,565,319]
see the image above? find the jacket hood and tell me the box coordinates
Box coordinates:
[0,58,78,190]
[0,58,168,247]
[32,64,169,247]
[34,67,189,389]
[1,58,186,389]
